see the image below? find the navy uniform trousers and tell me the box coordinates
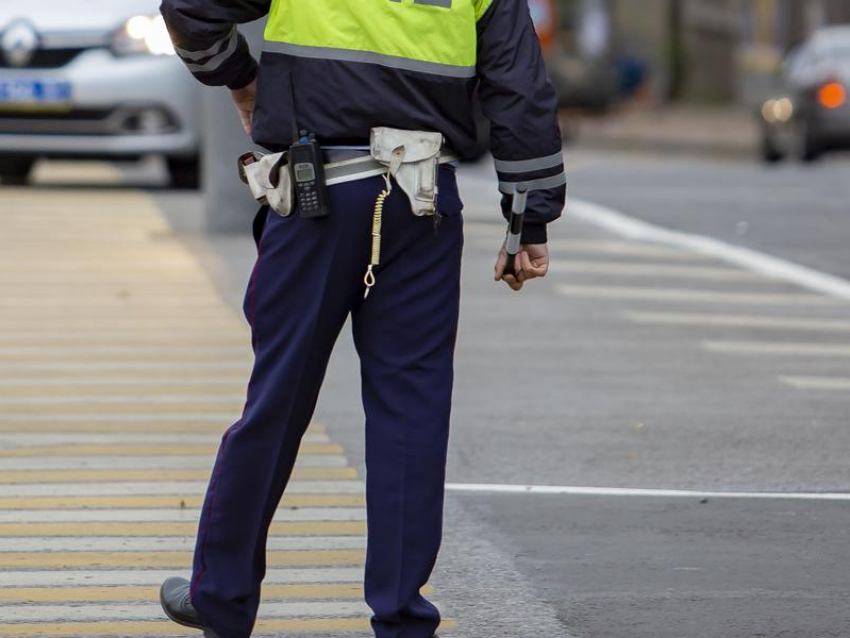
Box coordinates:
[189,167,464,638]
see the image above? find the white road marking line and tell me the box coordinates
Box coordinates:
[0,377,245,387]
[446,483,850,501]
[0,508,367,523]
[0,334,248,343]
[0,433,329,446]
[0,481,363,497]
[0,395,246,406]
[570,199,850,301]
[467,235,714,260]
[703,341,850,357]
[0,601,370,622]
[0,414,235,423]
[626,311,850,332]
[0,536,367,553]
[0,567,362,588]
[0,456,348,471]
[778,376,850,390]
[3,362,250,372]
[0,346,249,356]
[550,261,764,281]
[557,285,836,306]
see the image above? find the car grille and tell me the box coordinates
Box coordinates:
[0,106,178,135]
[0,48,87,69]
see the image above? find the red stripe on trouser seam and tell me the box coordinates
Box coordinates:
[191,245,264,596]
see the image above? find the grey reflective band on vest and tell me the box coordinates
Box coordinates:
[182,31,239,73]
[174,27,236,62]
[414,0,453,7]
[493,151,564,174]
[498,172,567,194]
[264,41,476,79]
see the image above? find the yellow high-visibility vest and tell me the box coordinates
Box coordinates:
[264,0,495,78]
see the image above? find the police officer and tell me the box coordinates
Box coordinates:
[158,0,566,636]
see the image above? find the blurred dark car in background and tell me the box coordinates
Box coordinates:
[0,1,201,187]
[761,26,850,163]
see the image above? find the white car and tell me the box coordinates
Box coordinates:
[0,1,201,187]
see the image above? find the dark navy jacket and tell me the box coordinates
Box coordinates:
[160,0,566,242]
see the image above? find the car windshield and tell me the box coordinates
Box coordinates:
[817,44,850,67]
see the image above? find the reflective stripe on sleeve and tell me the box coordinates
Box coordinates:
[264,41,476,78]
[493,152,564,173]
[182,32,240,74]
[173,27,237,62]
[498,171,566,194]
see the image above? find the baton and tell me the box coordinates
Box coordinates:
[503,184,528,278]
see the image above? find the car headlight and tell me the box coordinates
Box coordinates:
[112,14,175,57]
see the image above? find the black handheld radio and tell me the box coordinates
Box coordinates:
[289,132,328,218]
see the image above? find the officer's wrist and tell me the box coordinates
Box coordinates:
[225,59,259,91]
[520,223,547,245]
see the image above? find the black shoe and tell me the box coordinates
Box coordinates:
[160,576,221,638]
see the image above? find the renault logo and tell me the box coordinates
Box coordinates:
[1,20,39,68]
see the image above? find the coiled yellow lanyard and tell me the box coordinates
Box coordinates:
[363,172,392,299]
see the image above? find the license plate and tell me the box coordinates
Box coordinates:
[0,79,73,110]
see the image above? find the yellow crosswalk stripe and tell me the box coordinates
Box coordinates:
[0,404,244,415]
[0,550,364,569]
[0,583,363,603]
[0,185,454,635]
[0,521,367,537]
[0,422,325,434]
[0,618,456,636]
[0,443,344,457]
[0,584,434,604]
[0,467,353,484]
[0,618,382,636]
[0,494,365,509]
[0,385,246,396]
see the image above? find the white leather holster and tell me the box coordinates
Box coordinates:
[370,127,444,217]
[238,151,293,217]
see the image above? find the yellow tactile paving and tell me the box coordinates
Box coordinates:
[0,520,368,537]
[0,185,450,636]
[0,617,455,637]
[0,549,365,569]
[0,466,353,483]
[0,494,366,509]
[0,422,327,434]
[0,443,344,456]
[0,408,248,416]
[0,584,433,604]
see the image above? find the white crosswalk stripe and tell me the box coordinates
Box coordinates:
[0,568,363,588]
[0,481,364,497]
[0,536,367,553]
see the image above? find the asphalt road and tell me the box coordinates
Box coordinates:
[134,149,850,636]
[564,149,850,280]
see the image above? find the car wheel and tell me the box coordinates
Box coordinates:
[792,118,820,163]
[167,156,201,190]
[761,133,784,164]
[0,155,36,186]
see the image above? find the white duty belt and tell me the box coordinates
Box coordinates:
[238,127,459,300]
[238,128,458,219]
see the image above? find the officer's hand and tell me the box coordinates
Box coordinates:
[230,79,257,136]
[494,242,549,291]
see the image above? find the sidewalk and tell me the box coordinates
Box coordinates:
[564,105,759,159]
[0,184,448,636]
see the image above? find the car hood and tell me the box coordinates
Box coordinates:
[1,1,162,34]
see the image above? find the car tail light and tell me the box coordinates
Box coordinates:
[818,82,847,109]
